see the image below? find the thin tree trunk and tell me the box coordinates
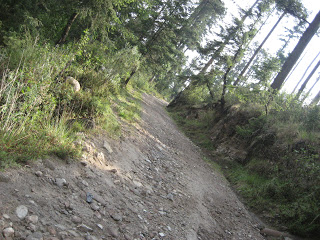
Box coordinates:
[292,51,320,93]
[311,89,320,106]
[234,12,286,86]
[296,58,320,99]
[56,12,79,45]
[199,0,260,76]
[124,69,137,86]
[168,0,260,108]
[302,74,320,102]
[271,10,320,91]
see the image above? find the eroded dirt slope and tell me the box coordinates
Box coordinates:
[0,94,265,240]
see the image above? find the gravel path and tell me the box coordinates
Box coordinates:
[0,93,265,240]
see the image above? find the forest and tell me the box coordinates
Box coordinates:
[0,0,319,238]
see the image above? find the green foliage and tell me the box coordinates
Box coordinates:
[235,116,267,139]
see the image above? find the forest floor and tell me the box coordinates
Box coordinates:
[1,94,287,240]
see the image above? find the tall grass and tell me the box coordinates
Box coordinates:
[0,33,147,168]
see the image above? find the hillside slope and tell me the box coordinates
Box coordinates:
[0,94,265,240]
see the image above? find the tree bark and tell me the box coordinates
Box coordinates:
[56,12,79,45]
[271,10,320,91]
[296,58,320,99]
[234,12,286,86]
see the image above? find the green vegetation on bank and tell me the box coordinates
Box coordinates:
[168,89,320,237]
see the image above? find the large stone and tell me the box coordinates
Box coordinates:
[16,205,28,219]
[66,76,80,92]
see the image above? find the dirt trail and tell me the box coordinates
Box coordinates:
[0,94,265,240]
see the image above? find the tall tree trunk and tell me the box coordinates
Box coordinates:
[271,10,320,91]
[292,51,320,93]
[296,58,320,99]
[234,12,286,86]
[56,12,79,45]
[282,49,309,85]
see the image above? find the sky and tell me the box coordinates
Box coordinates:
[191,0,320,103]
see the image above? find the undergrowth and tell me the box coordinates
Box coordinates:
[0,34,147,169]
[168,99,320,238]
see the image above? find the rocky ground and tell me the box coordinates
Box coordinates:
[1,94,286,240]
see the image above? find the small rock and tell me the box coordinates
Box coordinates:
[85,235,99,240]
[35,171,43,177]
[97,224,103,230]
[55,224,67,231]
[80,161,88,167]
[103,141,113,154]
[47,226,57,236]
[91,203,100,211]
[68,229,79,237]
[108,227,119,237]
[55,178,67,187]
[167,193,174,201]
[43,159,55,170]
[16,205,28,219]
[260,228,284,237]
[77,224,93,232]
[110,213,122,221]
[95,152,105,162]
[0,173,10,183]
[133,180,143,188]
[28,223,38,232]
[26,232,43,240]
[109,169,117,174]
[71,216,82,224]
[82,180,89,187]
[3,214,10,220]
[86,192,93,203]
[3,227,15,238]
[27,215,39,224]
[114,180,121,185]
[159,232,165,237]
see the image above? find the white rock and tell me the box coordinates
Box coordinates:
[159,232,165,237]
[96,152,105,163]
[55,178,67,187]
[133,180,143,188]
[3,227,14,238]
[35,171,43,177]
[16,205,28,219]
[103,141,113,154]
[66,76,80,92]
[97,224,104,230]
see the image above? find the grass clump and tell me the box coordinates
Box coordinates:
[0,33,147,168]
